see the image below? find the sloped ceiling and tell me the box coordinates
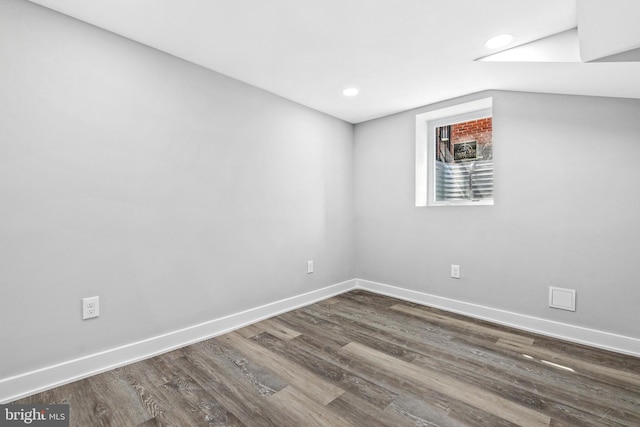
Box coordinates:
[26,0,640,123]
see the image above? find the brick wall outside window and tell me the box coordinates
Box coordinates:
[451,117,492,145]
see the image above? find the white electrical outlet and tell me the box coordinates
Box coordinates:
[307,260,314,274]
[451,264,460,279]
[83,296,100,320]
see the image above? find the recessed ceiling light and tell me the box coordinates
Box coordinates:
[342,87,359,97]
[484,34,514,49]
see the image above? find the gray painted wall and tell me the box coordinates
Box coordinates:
[355,90,640,339]
[0,0,354,378]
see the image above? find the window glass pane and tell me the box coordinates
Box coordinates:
[434,117,492,202]
[415,97,492,207]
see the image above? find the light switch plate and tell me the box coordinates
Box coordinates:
[450,264,460,279]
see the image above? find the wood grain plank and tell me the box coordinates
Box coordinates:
[496,338,640,389]
[341,341,551,427]
[217,331,345,406]
[325,392,416,427]
[110,358,207,426]
[278,309,352,347]
[386,393,517,427]
[191,339,287,397]
[235,324,265,339]
[257,318,302,340]
[267,386,352,427]
[157,357,244,426]
[251,331,397,409]
[178,343,290,426]
[302,304,420,362]
[391,303,536,345]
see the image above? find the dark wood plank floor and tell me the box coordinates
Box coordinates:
[13,290,640,426]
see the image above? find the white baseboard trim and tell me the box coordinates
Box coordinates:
[0,279,357,403]
[355,278,640,358]
[4,277,639,403]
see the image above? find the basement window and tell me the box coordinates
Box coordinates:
[415,97,493,206]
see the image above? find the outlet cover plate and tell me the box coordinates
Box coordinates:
[83,296,100,320]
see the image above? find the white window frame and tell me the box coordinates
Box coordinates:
[415,97,493,207]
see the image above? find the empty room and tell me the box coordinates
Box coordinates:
[1,0,639,425]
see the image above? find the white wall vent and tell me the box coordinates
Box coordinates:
[549,287,576,312]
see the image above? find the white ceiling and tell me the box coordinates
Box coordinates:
[26,0,640,123]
